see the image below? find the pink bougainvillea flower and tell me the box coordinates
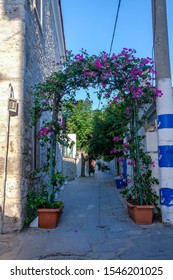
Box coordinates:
[113,136,123,141]
[127,160,135,165]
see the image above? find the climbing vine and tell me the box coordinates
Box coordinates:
[31,48,161,204]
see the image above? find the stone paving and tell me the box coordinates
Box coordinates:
[0,171,173,260]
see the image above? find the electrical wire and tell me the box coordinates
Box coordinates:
[98,0,122,109]
[109,0,122,56]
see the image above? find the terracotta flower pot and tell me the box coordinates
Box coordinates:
[125,201,154,225]
[37,208,63,229]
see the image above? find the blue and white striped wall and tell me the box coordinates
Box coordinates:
[157,78,173,224]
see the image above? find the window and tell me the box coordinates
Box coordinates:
[34,0,43,29]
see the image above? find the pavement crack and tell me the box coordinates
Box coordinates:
[39,252,89,260]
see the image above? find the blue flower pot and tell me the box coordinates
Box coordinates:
[116,179,125,189]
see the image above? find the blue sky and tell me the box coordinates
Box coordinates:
[61,0,173,108]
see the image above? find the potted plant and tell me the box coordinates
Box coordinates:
[26,169,66,228]
[36,172,68,228]
[111,107,160,224]
[25,187,64,228]
[37,200,64,229]
[111,115,160,224]
[120,169,159,224]
[29,71,73,228]
[109,84,161,224]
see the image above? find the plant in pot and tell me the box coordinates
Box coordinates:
[29,74,74,229]
[109,82,162,224]
[111,109,160,224]
[25,186,64,228]
[36,171,68,228]
[120,161,160,224]
[36,192,64,229]
[115,113,161,223]
[28,117,69,228]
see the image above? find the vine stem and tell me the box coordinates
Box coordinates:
[132,99,143,205]
[48,93,60,201]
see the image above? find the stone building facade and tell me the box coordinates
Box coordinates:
[0,0,66,233]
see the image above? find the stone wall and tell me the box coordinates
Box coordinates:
[0,0,65,233]
[0,0,25,233]
[63,157,77,181]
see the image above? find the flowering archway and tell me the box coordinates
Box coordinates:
[31,48,161,204]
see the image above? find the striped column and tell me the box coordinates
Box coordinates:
[157,78,173,224]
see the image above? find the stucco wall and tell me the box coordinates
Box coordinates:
[145,125,160,199]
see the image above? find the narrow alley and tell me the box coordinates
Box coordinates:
[0,171,173,260]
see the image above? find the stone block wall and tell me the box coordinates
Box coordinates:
[0,0,65,232]
[0,0,25,233]
[63,157,77,180]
